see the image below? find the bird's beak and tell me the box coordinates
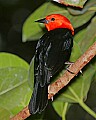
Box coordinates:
[35,18,48,24]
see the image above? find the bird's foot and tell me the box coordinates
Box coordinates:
[65,61,83,75]
[65,61,74,74]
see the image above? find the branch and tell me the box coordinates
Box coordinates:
[48,41,96,99]
[11,42,96,120]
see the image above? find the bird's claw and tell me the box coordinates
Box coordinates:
[80,70,83,76]
[66,68,74,74]
[65,61,74,74]
[65,61,83,75]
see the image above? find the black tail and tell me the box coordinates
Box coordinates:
[28,39,51,114]
[28,81,48,114]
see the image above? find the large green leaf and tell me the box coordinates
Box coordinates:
[0,107,10,120]
[0,52,29,69]
[53,101,65,117]
[67,0,96,15]
[74,16,96,53]
[70,41,82,61]
[0,67,31,116]
[0,53,31,117]
[22,2,95,42]
[52,101,71,118]
[53,0,87,8]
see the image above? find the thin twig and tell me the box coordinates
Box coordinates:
[11,42,96,120]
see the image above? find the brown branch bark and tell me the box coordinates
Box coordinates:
[10,41,96,120]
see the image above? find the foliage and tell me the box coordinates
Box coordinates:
[0,0,96,119]
[0,53,31,119]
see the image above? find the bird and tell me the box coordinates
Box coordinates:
[28,14,74,114]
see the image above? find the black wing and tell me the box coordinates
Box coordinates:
[39,28,73,81]
[29,28,73,114]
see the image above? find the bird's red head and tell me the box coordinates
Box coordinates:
[35,14,74,35]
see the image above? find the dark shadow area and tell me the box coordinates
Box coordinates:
[0,0,45,63]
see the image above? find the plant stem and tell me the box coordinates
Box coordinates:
[79,100,96,118]
[62,102,68,120]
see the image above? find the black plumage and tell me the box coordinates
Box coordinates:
[28,28,73,114]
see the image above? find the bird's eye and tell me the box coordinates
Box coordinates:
[51,18,55,21]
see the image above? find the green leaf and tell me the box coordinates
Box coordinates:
[67,0,96,15]
[0,107,10,120]
[74,16,96,53]
[52,101,65,117]
[52,101,71,118]
[22,2,95,42]
[0,52,29,70]
[0,52,31,117]
[68,11,95,29]
[70,41,82,62]
[0,67,31,115]
[53,0,87,8]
